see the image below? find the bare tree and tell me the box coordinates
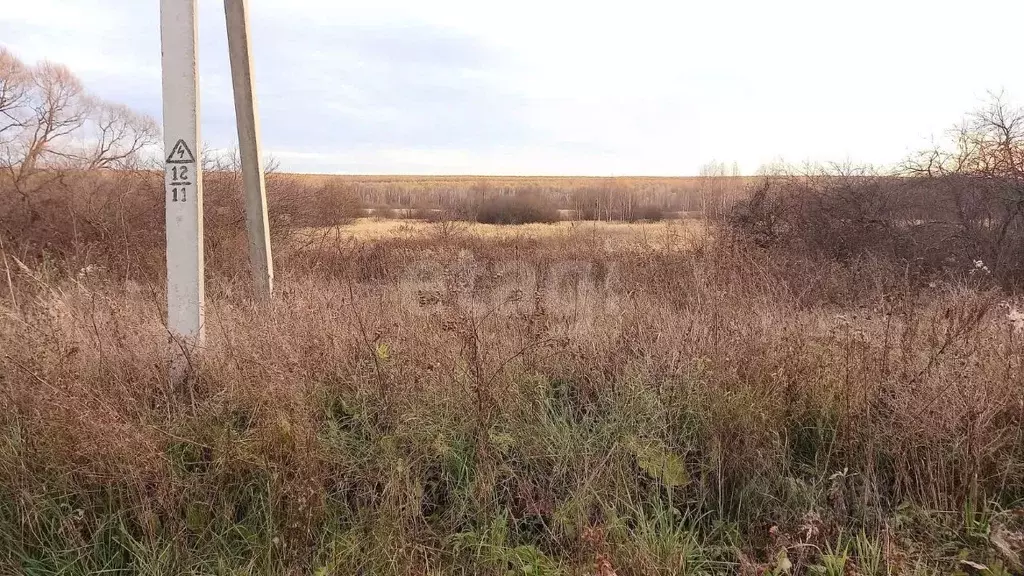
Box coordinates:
[0,47,30,146]
[903,93,1024,275]
[699,160,728,218]
[16,62,91,176]
[0,49,159,204]
[85,102,159,170]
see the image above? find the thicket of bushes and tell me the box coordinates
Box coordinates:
[728,96,1024,285]
[0,168,368,282]
[475,191,560,224]
[630,203,665,222]
[339,176,742,220]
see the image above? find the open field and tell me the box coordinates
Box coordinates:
[294,218,708,250]
[3,212,1024,574]
[4,28,1024,576]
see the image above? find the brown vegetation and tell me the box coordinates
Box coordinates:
[729,96,1024,287]
[475,189,560,224]
[1,52,1024,575]
[284,174,747,222]
[4,209,1024,574]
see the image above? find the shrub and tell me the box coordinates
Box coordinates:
[631,204,664,222]
[727,166,961,282]
[475,192,559,224]
[727,96,1024,285]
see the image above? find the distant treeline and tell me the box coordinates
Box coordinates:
[270,174,750,224]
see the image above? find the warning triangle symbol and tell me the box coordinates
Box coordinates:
[166,139,196,164]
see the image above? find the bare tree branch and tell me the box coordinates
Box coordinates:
[0,50,160,206]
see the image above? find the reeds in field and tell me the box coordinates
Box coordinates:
[2,220,1022,574]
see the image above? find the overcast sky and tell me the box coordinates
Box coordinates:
[2,0,1022,175]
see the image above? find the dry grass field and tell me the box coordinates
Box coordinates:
[3,205,1024,574]
[1,47,1024,575]
[294,218,708,251]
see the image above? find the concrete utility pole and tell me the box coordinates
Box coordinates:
[224,0,274,297]
[160,0,205,347]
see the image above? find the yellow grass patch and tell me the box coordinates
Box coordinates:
[294,217,708,250]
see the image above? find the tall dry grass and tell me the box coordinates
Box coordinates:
[2,212,1023,574]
